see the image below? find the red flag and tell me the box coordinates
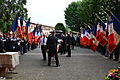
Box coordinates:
[14,17,22,38]
[80,33,84,46]
[90,33,99,51]
[99,25,107,46]
[84,30,91,46]
[28,23,36,44]
[34,31,39,44]
[37,32,42,43]
[80,34,86,47]
[96,22,107,46]
[96,23,101,41]
[22,20,27,33]
[82,30,88,47]
[107,18,116,53]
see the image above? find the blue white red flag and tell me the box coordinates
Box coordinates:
[110,12,120,35]
[28,23,36,44]
[11,16,22,38]
[107,16,117,53]
[11,16,18,32]
[96,23,101,41]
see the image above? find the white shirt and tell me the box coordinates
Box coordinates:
[40,37,47,45]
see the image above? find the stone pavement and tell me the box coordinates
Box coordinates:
[6,47,120,80]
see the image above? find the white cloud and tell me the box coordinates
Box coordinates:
[26,0,78,26]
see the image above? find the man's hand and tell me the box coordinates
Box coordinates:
[66,44,69,46]
[46,49,49,52]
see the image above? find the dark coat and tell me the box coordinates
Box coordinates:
[46,35,58,50]
[66,34,71,45]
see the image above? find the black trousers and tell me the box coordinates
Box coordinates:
[71,44,74,50]
[48,49,59,66]
[109,45,120,60]
[41,45,46,60]
[67,44,71,57]
[114,45,120,60]
[61,44,66,54]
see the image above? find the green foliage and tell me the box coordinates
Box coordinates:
[0,0,28,33]
[64,26,71,33]
[64,1,81,32]
[64,0,120,31]
[55,23,65,33]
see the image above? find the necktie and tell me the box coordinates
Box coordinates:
[43,37,45,43]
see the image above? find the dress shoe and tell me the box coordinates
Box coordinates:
[66,55,71,57]
[108,57,113,59]
[113,59,119,61]
[56,65,60,67]
[48,64,51,66]
[43,59,46,61]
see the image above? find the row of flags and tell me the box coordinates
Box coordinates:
[10,11,120,54]
[11,16,42,44]
[80,11,120,53]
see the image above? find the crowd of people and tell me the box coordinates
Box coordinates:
[39,29,107,67]
[39,31,80,67]
[0,31,80,68]
[96,43,120,63]
[79,33,120,63]
[52,31,120,64]
[0,34,37,55]
[1,29,118,69]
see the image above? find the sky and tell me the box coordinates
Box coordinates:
[25,0,79,27]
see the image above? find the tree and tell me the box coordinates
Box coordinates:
[102,0,120,19]
[64,1,82,32]
[64,26,71,33]
[55,23,65,33]
[0,0,28,33]
[64,0,120,31]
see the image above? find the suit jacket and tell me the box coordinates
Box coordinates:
[46,35,58,50]
[66,34,71,45]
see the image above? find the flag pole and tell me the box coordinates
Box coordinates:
[84,23,92,30]
[95,13,105,24]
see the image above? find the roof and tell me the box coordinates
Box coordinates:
[54,30,63,33]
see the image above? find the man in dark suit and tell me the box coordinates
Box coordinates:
[113,44,120,61]
[61,33,66,55]
[46,31,60,67]
[66,32,72,57]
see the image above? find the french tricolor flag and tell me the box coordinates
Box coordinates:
[22,20,27,34]
[90,33,99,52]
[37,32,42,42]
[28,23,35,44]
[99,22,107,46]
[11,16,22,39]
[88,26,99,51]
[96,23,101,42]
[17,17,23,38]
[107,17,116,53]
[84,30,91,47]
[80,29,86,47]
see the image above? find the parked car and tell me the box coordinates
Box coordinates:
[49,30,63,53]
[54,30,63,53]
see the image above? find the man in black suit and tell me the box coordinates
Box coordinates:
[66,32,72,57]
[46,31,60,67]
[113,45,120,61]
[61,33,66,55]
